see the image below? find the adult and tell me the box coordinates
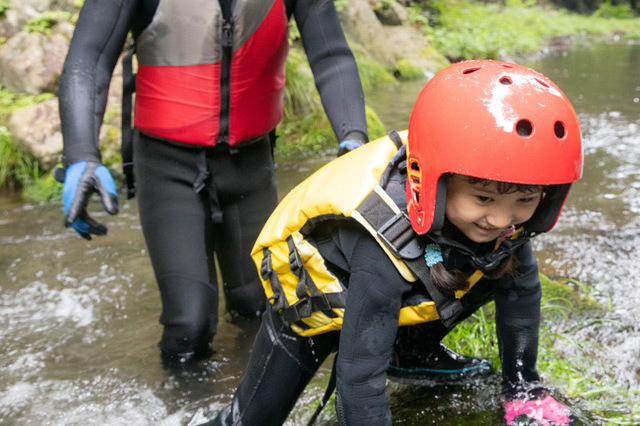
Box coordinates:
[58,0,368,365]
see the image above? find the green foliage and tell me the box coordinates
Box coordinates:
[0,0,10,18]
[423,1,542,60]
[366,105,386,140]
[395,60,426,80]
[416,0,640,61]
[407,4,431,27]
[281,48,320,122]
[276,45,387,160]
[22,173,62,202]
[0,85,54,116]
[333,0,348,12]
[23,11,76,35]
[594,1,635,18]
[0,126,40,191]
[372,0,396,11]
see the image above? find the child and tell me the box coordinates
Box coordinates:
[200,60,583,426]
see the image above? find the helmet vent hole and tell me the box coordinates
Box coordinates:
[410,161,420,171]
[535,78,550,88]
[554,121,566,138]
[516,119,533,137]
[462,67,480,74]
[499,76,512,85]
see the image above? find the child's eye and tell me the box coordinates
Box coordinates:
[518,196,537,203]
[476,195,492,203]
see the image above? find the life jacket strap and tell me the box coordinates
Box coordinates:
[282,292,346,327]
[286,236,341,319]
[260,248,289,311]
[121,38,136,199]
[357,188,463,328]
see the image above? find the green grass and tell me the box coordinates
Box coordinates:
[419,0,640,61]
[0,126,40,191]
[275,45,387,161]
[23,10,76,35]
[0,84,54,116]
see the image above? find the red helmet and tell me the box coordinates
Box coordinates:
[407,60,583,235]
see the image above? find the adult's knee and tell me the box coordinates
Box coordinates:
[157,275,218,362]
[224,279,267,318]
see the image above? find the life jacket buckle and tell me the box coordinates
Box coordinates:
[260,250,272,281]
[283,297,313,325]
[377,212,423,260]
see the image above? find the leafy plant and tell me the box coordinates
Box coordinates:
[0,126,40,191]
[0,84,54,116]
[23,11,75,35]
[0,0,10,18]
[593,1,635,19]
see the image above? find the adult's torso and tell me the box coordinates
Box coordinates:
[133,0,290,147]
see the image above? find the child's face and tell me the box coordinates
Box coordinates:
[445,175,543,243]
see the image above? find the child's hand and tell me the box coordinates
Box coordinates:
[503,394,571,426]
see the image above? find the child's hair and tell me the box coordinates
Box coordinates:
[430,255,518,295]
[465,176,546,195]
[429,175,546,294]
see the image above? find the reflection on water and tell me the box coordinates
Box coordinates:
[1,41,639,425]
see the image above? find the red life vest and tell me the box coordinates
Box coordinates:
[133,0,289,147]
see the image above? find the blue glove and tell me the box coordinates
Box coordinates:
[337,139,364,157]
[61,161,118,240]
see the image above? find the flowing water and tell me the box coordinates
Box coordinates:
[1,40,639,425]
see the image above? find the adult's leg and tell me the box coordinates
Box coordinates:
[208,136,278,318]
[135,132,218,363]
[203,309,338,426]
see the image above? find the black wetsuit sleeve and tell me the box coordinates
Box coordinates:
[335,231,412,425]
[494,241,542,394]
[292,0,368,143]
[58,0,136,165]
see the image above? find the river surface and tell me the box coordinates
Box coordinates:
[1,40,639,425]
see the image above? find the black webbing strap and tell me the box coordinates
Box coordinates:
[286,237,340,320]
[260,248,289,311]
[307,353,338,426]
[387,129,403,149]
[281,292,345,327]
[356,190,462,328]
[121,38,136,199]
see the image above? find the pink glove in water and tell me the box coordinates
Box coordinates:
[504,395,571,426]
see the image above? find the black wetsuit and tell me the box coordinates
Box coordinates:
[205,159,542,425]
[58,0,368,360]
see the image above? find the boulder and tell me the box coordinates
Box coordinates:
[8,97,62,166]
[372,1,409,26]
[0,30,69,95]
[339,0,447,72]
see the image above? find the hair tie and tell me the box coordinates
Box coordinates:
[497,225,516,244]
[424,243,443,267]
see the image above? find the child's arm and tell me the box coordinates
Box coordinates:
[334,233,412,425]
[494,243,573,425]
[494,242,542,391]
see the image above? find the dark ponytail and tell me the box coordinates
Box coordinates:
[429,254,519,295]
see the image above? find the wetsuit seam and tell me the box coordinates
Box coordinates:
[308,3,353,140]
[93,2,131,143]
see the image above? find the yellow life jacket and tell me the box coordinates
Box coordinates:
[252,131,512,337]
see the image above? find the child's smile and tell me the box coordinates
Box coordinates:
[445,175,543,243]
